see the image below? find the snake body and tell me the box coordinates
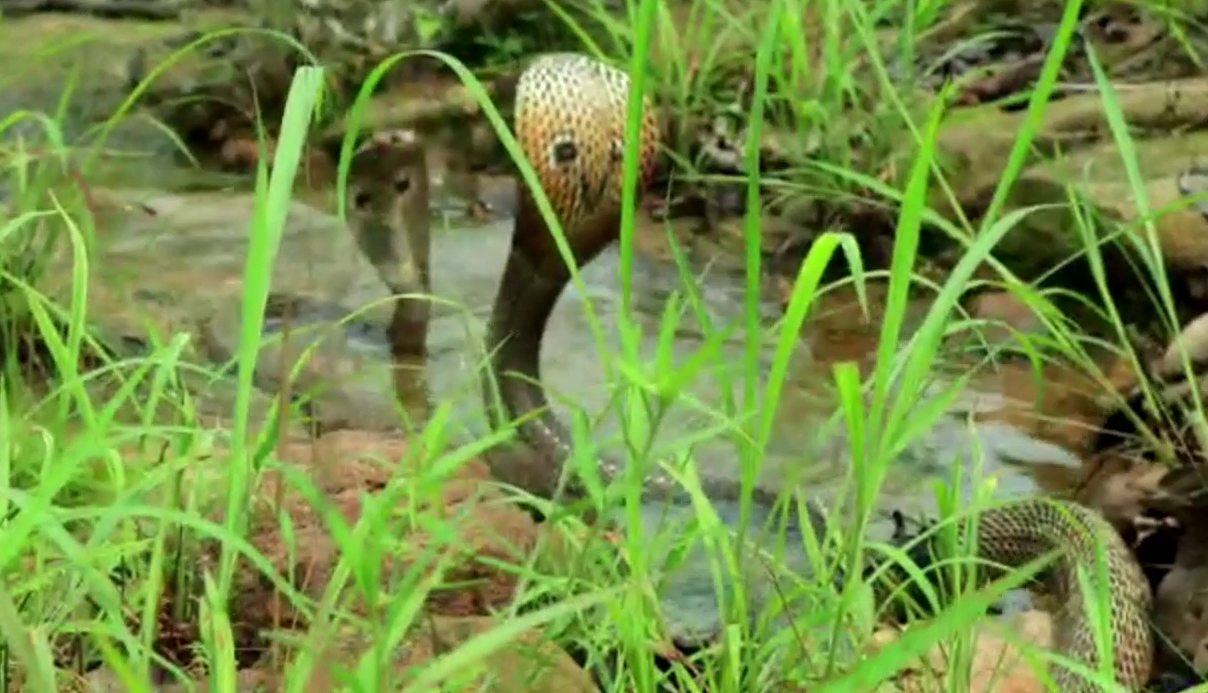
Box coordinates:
[351,53,1156,690]
[481,54,819,515]
[910,499,1153,690]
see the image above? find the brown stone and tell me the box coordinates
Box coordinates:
[115,616,595,693]
[299,616,598,692]
[224,429,539,633]
[875,610,1053,693]
[965,291,1043,346]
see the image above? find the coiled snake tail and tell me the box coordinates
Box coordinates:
[889,499,1153,691]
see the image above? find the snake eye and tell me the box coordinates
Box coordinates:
[551,137,577,166]
[394,175,411,194]
[353,190,372,209]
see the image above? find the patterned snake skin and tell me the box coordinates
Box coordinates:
[903,499,1154,691]
[475,53,1155,690]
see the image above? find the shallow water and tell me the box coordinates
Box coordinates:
[57,175,1110,640]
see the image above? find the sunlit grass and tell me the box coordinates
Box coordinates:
[0,0,1201,690]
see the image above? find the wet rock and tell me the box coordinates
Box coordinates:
[40,187,416,430]
[912,82,1208,331]
[0,11,273,162]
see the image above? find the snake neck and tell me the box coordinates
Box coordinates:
[481,191,824,533]
[481,191,584,498]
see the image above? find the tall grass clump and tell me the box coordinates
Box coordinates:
[0,0,1196,690]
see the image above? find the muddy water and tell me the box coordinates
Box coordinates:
[55,177,1108,641]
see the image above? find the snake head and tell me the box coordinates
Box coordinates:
[345,128,431,297]
[347,128,425,213]
[513,53,661,235]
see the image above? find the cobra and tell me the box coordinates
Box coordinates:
[351,53,1156,691]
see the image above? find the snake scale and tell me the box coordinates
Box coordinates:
[351,53,1156,690]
